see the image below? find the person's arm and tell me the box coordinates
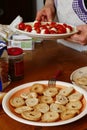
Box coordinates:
[44,0,54,6]
[36,0,56,22]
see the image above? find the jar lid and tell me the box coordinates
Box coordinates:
[7,47,23,56]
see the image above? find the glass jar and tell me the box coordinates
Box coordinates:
[7,47,24,81]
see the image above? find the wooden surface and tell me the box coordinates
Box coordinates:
[1,40,87,130]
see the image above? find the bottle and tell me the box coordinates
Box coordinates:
[0,40,10,91]
[7,47,24,81]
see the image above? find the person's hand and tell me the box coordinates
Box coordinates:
[36,4,56,22]
[66,24,87,45]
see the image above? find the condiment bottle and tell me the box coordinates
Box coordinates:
[7,47,24,81]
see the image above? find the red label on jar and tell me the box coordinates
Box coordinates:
[14,60,24,76]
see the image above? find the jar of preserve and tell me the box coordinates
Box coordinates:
[7,47,24,81]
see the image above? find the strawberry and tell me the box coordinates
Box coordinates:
[25,25,32,32]
[18,22,26,30]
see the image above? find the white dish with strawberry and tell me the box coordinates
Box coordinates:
[15,21,78,40]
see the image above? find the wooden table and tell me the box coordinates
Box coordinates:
[0,40,87,130]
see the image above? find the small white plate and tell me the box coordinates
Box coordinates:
[2,81,87,126]
[14,22,78,40]
[70,66,87,91]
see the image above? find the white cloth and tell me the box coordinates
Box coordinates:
[54,0,87,51]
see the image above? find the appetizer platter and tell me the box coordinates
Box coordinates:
[14,21,78,40]
[2,81,87,126]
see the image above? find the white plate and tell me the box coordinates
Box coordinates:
[14,22,78,40]
[70,66,87,91]
[2,81,87,126]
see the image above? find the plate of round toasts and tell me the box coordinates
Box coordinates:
[70,66,87,91]
[2,81,87,126]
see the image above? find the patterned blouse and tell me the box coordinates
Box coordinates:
[54,0,87,25]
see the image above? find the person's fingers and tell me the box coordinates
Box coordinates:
[66,37,82,44]
[35,11,44,21]
[66,33,87,45]
[38,15,47,22]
